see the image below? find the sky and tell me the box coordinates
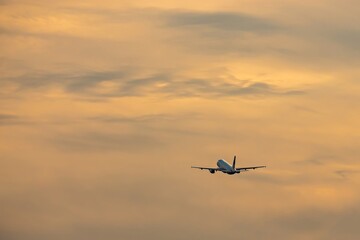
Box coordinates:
[1,0,360,239]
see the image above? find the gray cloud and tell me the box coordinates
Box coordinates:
[294,155,338,166]
[159,9,360,65]
[0,27,29,37]
[158,10,286,57]
[59,7,278,34]
[85,113,217,140]
[334,169,359,179]
[2,5,360,65]
[0,113,24,125]
[65,71,127,93]
[165,11,278,33]
[87,113,192,124]
[9,71,126,90]
[51,130,164,152]
[157,78,303,97]
[273,207,360,240]
[3,5,358,67]
[0,0,9,5]
[3,70,303,99]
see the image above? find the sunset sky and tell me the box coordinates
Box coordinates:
[1,1,360,239]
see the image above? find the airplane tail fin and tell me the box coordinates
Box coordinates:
[232,155,236,169]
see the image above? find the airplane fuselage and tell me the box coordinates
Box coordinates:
[217,159,236,175]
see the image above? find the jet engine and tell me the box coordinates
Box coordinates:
[209,169,215,174]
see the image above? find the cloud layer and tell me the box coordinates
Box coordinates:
[1,1,360,240]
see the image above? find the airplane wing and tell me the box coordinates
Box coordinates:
[191,166,221,171]
[236,166,266,171]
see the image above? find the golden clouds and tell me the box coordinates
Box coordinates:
[1,0,360,239]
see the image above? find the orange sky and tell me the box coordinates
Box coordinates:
[1,1,360,239]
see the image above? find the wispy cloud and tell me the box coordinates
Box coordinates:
[87,113,189,123]
[0,113,24,125]
[273,206,360,239]
[334,169,359,179]
[50,130,164,152]
[3,70,126,91]
[295,155,337,166]
[4,70,303,98]
[2,2,360,240]
[157,78,303,97]
[164,11,278,33]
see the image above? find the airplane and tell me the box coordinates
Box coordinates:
[191,155,266,175]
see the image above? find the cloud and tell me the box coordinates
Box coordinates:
[156,78,303,97]
[87,113,188,123]
[157,9,360,66]
[334,169,359,179]
[294,155,338,166]
[0,0,9,5]
[65,71,128,93]
[273,206,360,239]
[3,69,303,99]
[50,130,164,152]
[0,113,24,125]
[157,10,286,57]
[2,70,127,95]
[1,3,360,240]
[2,5,358,70]
[164,11,278,33]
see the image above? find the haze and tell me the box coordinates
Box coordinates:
[1,0,360,239]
